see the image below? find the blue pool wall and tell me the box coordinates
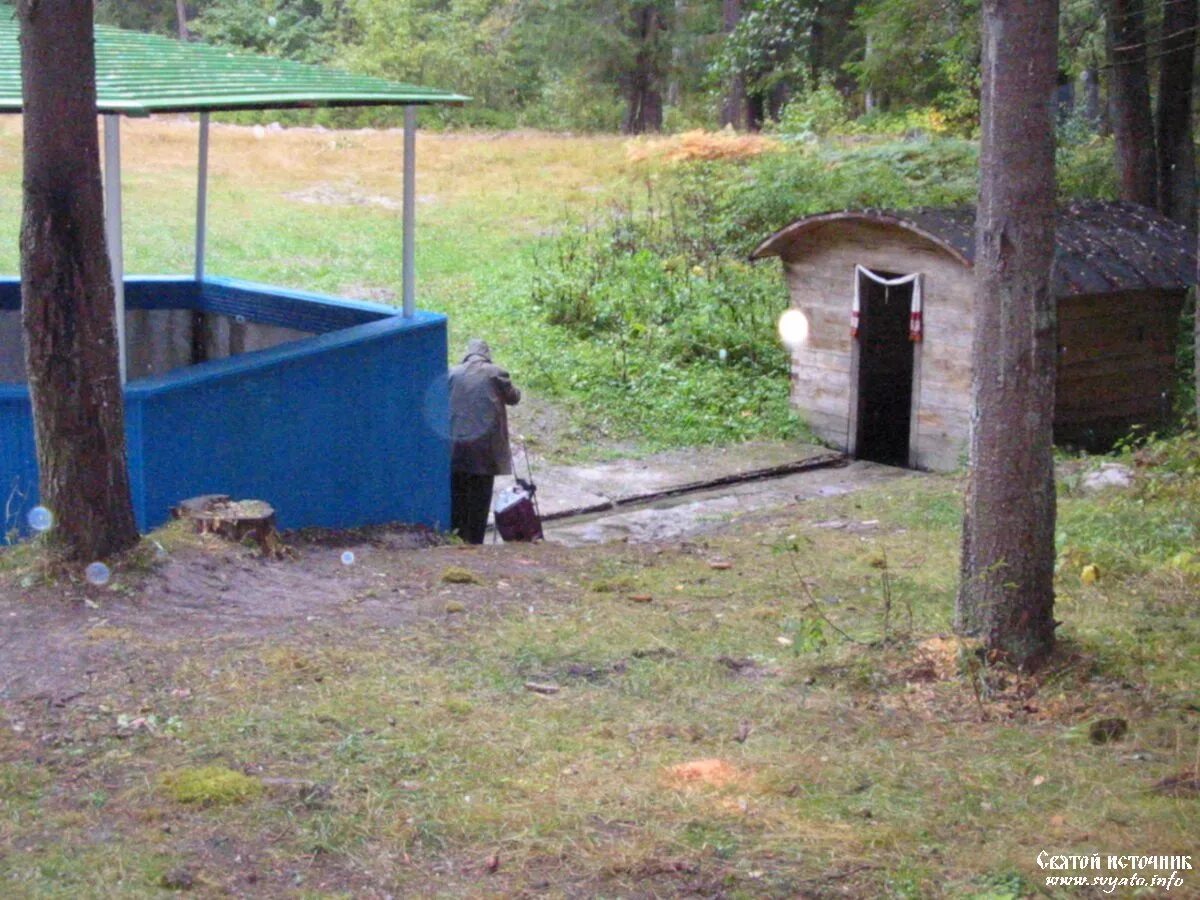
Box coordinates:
[0,276,450,534]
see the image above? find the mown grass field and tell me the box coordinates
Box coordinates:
[0,437,1196,898]
[0,117,631,346]
[0,118,812,455]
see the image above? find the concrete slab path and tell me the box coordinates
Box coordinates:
[520,441,835,518]
[493,441,916,546]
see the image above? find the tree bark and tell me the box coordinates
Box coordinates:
[957,0,1059,670]
[18,0,139,561]
[621,3,666,134]
[719,0,747,129]
[667,0,686,108]
[864,32,876,114]
[1107,0,1157,207]
[175,0,190,40]
[1156,0,1197,230]
[1081,65,1102,128]
[809,11,823,91]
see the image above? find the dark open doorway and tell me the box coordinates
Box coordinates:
[855,269,915,466]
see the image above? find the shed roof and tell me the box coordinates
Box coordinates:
[0,5,467,116]
[751,201,1197,297]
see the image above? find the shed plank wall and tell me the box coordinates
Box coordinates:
[780,222,975,469]
[1056,290,1183,445]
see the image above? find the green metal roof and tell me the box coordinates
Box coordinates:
[0,5,467,116]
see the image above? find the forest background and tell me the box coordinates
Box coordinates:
[101,0,1089,135]
[85,0,1196,453]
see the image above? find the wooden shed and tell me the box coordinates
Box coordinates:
[751,201,1196,471]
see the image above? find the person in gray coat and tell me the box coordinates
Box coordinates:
[448,339,521,543]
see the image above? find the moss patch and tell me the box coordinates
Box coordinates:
[440,566,482,585]
[159,766,263,806]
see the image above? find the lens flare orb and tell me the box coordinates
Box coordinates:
[27,506,53,533]
[85,562,111,586]
[777,309,810,348]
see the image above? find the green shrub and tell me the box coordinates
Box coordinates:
[773,82,851,139]
[521,136,1129,450]
[522,75,624,133]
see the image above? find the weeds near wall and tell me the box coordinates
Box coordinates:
[526,175,804,449]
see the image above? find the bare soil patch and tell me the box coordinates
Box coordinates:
[0,526,575,703]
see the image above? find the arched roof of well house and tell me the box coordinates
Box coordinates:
[751,200,1197,298]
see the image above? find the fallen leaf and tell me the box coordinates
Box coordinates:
[524,682,561,695]
[665,758,744,787]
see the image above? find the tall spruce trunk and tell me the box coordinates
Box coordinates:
[956,0,1059,670]
[175,0,190,40]
[719,0,748,129]
[1107,0,1157,207]
[18,0,139,561]
[1156,0,1197,230]
[622,4,666,134]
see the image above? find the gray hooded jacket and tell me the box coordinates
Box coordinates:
[448,339,521,475]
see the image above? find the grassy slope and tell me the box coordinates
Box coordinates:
[0,119,815,457]
[0,118,649,454]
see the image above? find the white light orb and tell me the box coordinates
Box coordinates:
[27,506,53,533]
[85,562,111,586]
[777,309,810,348]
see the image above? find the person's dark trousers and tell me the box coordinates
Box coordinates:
[450,473,495,544]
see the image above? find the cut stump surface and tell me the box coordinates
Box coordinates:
[173,495,283,556]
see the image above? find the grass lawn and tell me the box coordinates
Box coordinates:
[0,121,1196,898]
[0,436,1197,898]
[1,118,806,456]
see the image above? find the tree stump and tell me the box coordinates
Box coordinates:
[172,495,284,557]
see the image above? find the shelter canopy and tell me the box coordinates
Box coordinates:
[0,4,467,116]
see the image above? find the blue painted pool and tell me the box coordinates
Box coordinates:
[0,276,450,534]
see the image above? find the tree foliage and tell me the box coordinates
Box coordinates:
[192,0,344,63]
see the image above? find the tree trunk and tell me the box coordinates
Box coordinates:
[746,91,765,131]
[957,0,1059,670]
[667,0,685,109]
[809,11,824,91]
[1156,0,1197,230]
[18,0,139,561]
[864,32,876,114]
[719,0,747,129]
[1081,65,1102,127]
[622,3,666,134]
[175,0,190,40]
[1107,0,1157,207]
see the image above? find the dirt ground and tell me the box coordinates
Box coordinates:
[0,446,904,705]
[1,450,1195,899]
